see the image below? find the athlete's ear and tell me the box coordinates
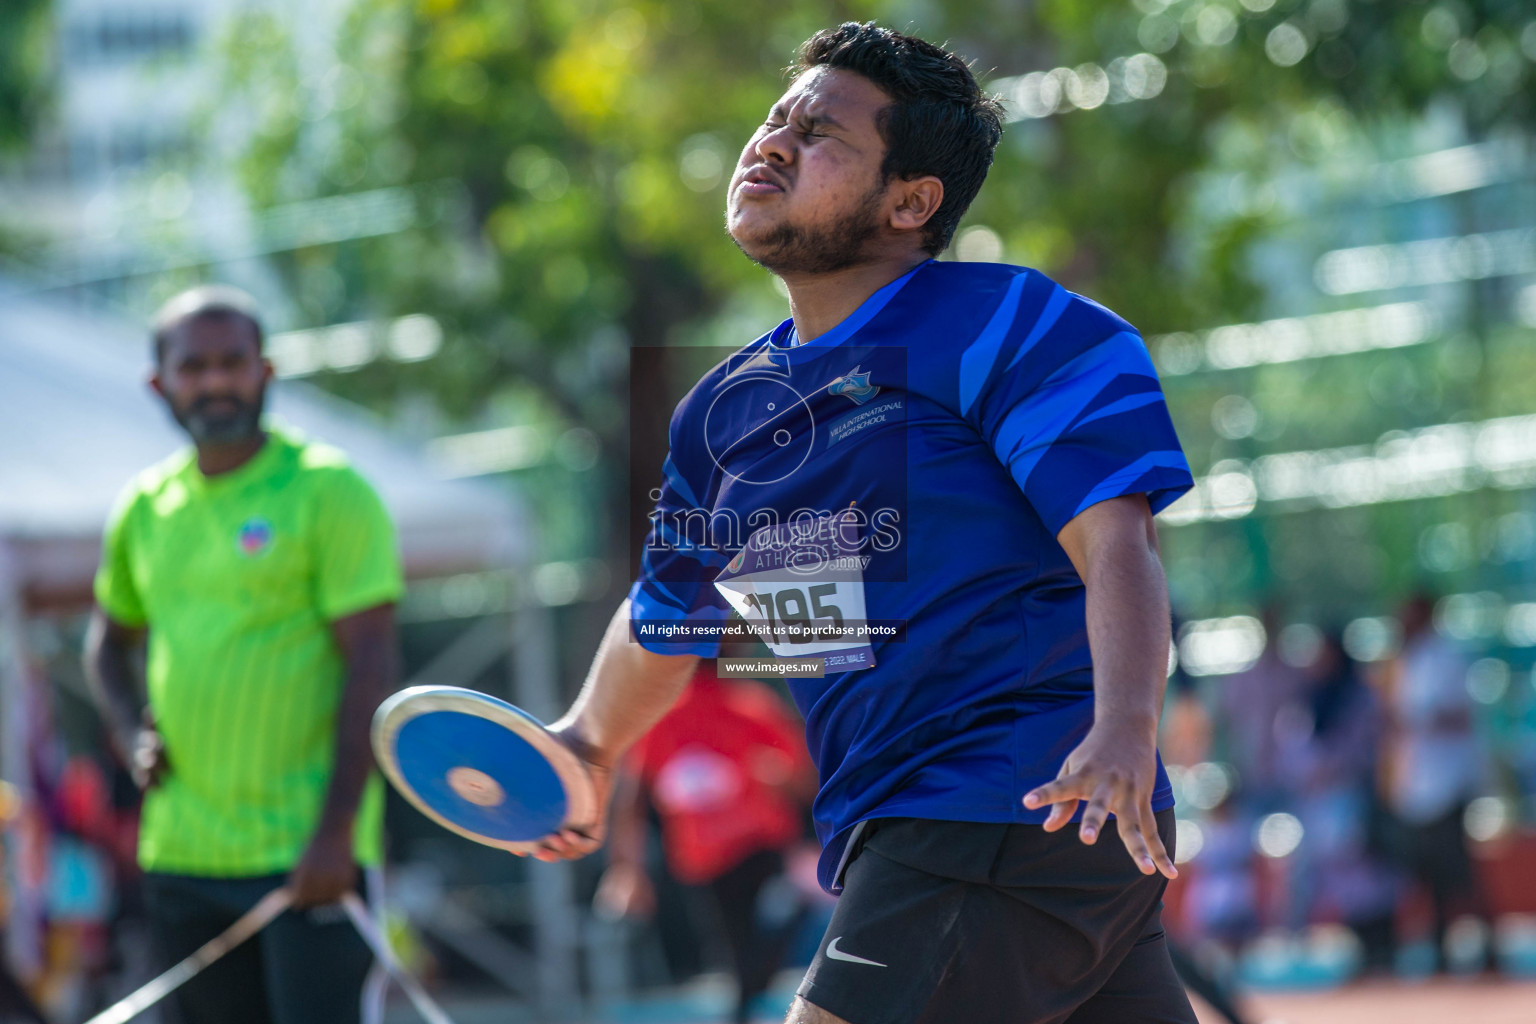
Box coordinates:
[888,176,944,234]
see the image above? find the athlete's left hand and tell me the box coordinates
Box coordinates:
[289,826,358,907]
[1022,722,1177,880]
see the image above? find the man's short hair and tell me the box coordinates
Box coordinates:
[151,285,264,365]
[795,23,1004,256]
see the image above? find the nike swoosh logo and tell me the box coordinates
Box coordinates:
[826,937,887,967]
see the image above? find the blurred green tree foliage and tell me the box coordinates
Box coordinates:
[219,0,1536,611]
[222,0,1534,406]
[0,0,50,154]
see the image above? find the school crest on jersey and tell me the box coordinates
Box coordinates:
[235,516,274,557]
[827,366,879,405]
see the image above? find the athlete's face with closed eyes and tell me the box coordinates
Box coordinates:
[726,67,901,275]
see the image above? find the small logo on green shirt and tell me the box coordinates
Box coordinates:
[236,517,274,557]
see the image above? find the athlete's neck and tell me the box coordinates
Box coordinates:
[780,250,929,344]
[196,431,268,477]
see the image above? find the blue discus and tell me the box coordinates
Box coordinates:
[371,685,597,853]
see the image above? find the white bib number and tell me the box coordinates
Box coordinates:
[713,512,875,670]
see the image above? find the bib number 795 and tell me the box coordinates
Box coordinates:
[741,583,845,645]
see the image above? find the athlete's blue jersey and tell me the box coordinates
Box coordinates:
[629,260,1194,892]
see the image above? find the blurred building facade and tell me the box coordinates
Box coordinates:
[9,0,359,316]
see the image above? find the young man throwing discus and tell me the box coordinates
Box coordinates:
[540,23,1199,1024]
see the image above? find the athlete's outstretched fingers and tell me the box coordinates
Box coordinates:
[1078,784,1114,845]
[1026,774,1083,831]
[1041,796,1077,833]
[1140,808,1178,879]
[1114,812,1157,874]
[1023,774,1078,813]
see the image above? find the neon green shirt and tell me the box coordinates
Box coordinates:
[94,425,403,876]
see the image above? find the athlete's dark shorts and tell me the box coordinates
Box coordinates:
[797,810,1197,1024]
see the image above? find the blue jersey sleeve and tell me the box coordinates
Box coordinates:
[628,451,731,657]
[957,273,1193,536]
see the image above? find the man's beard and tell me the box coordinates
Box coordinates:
[731,181,885,275]
[168,389,266,445]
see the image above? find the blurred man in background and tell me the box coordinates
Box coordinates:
[83,286,403,1024]
[1278,630,1396,968]
[1382,593,1492,972]
[0,780,49,1023]
[1218,606,1305,815]
[595,665,816,1023]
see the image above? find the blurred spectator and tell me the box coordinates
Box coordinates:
[595,666,815,1023]
[0,949,48,1024]
[1278,630,1397,966]
[1381,594,1491,971]
[1,781,49,1024]
[1218,606,1306,812]
[1181,795,1261,950]
[35,754,116,1015]
[1161,622,1213,770]
[1158,635,1256,1024]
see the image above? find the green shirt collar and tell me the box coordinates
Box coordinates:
[178,421,298,493]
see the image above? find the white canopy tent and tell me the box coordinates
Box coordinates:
[0,280,530,608]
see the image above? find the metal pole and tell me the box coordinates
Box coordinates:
[511,601,581,1015]
[0,541,43,980]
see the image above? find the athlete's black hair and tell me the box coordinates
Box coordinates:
[795,23,1003,256]
[151,285,265,365]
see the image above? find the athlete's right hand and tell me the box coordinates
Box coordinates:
[525,725,613,863]
[131,726,171,791]
[1022,721,1177,880]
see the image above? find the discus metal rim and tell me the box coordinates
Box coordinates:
[371,684,598,855]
